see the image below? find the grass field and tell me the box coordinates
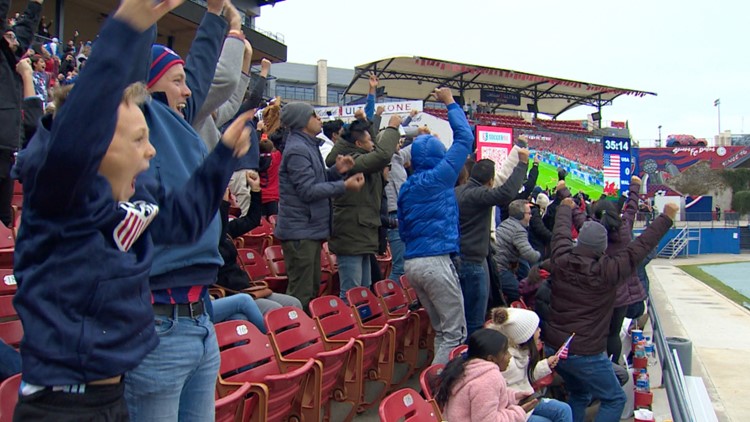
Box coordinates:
[678,264,750,307]
[535,161,604,199]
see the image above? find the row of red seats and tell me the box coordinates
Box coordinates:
[535,118,589,134]
[213,277,435,421]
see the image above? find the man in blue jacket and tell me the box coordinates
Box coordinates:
[123,0,238,420]
[398,87,474,365]
[12,0,252,418]
[274,102,364,310]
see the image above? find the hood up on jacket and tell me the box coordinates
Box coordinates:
[410,134,446,172]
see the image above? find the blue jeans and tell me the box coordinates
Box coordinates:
[125,310,220,422]
[544,346,626,422]
[338,254,372,300]
[0,339,20,382]
[387,212,405,283]
[500,268,521,303]
[528,398,573,422]
[211,294,266,333]
[457,259,489,338]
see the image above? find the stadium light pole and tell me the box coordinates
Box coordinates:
[715,98,721,134]
[658,125,662,147]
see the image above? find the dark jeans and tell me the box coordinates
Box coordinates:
[458,259,489,338]
[544,346,626,422]
[0,339,20,382]
[15,382,129,422]
[500,268,521,303]
[282,239,321,311]
[607,305,628,363]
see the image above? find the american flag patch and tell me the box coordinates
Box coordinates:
[113,201,159,252]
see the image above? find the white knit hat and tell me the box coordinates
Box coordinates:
[487,307,540,345]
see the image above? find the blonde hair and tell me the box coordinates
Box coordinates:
[52,82,150,115]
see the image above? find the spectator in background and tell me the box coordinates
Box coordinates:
[325,115,401,300]
[493,199,541,303]
[275,102,364,310]
[258,138,280,216]
[318,118,344,166]
[1,0,43,228]
[30,54,49,104]
[398,87,474,364]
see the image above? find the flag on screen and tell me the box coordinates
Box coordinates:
[603,154,621,179]
[556,333,575,359]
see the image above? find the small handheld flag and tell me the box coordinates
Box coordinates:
[556,333,575,359]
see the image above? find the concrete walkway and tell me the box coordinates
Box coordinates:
[648,254,750,422]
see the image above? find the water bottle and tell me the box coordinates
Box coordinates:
[635,339,646,359]
[645,337,656,366]
[637,369,650,393]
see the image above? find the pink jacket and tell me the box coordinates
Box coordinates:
[444,359,527,422]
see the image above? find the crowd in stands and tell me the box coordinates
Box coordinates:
[1,1,678,421]
[527,133,604,170]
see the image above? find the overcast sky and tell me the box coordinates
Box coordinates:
[256,0,748,146]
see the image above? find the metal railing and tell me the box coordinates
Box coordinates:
[648,295,696,422]
[633,211,744,229]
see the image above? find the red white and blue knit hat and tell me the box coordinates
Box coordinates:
[148,45,184,89]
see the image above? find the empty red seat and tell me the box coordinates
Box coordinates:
[215,382,252,422]
[0,373,20,422]
[378,388,442,422]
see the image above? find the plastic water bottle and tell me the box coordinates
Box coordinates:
[645,337,656,366]
[636,369,650,393]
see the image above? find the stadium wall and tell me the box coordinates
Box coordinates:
[634,227,741,255]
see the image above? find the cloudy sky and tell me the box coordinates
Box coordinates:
[255,0,748,146]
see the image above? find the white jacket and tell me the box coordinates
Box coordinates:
[501,345,552,395]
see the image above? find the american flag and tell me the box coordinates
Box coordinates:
[603,154,621,179]
[556,333,575,359]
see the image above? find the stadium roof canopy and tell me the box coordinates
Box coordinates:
[343,56,656,118]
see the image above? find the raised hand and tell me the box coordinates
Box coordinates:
[114,0,186,32]
[518,148,530,164]
[224,0,242,31]
[433,87,454,105]
[15,58,33,77]
[260,58,271,77]
[221,110,254,157]
[375,105,385,116]
[631,175,642,186]
[245,170,261,191]
[388,114,402,128]
[344,173,365,191]
[335,155,355,174]
[663,203,679,220]
[368,73,379,90]
[206,0,225,15]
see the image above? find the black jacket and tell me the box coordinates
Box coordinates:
[455,163,528,263]
[498,161,539,222]
[528,205,552,259]
[0,0,42,152]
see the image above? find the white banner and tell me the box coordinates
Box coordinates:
[315,100,423,119]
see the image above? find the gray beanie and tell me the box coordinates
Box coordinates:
[578,221,608,253]
[281,102,315,131]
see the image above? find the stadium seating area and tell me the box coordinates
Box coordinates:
[534,118,588,134]
[527,133,603,170]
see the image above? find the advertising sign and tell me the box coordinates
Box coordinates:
[476,126,513,173]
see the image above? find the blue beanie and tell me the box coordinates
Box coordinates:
[148,45,184,89]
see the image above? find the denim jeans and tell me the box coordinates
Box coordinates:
[528,398,573,422]
[337,254,372,300]
[544,346,626,422]
[125,310,220,422]
[0,339,20,382]
[405,255,466,365]
[500,268,521,303]
[457,259,489,338]
[387,212,405,283]
[211,294,266,333]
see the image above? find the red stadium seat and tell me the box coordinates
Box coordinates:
[0,295,21,348]
[449,344,467,360]
[373,280,433,367]
[0,373,20,422]
[214,320,321,422]
[0,270,16,296]
[309,295,394,411]
[215,382,252,422]
[237,248,287,294]
[346,287,418,389]
[419,363,444,403]
[264,307,361,421]
[241,218,274,254]
[378,388,442,422]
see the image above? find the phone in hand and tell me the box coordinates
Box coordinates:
[518,391,543,406]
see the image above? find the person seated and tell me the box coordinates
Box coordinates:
[435,328,537,422]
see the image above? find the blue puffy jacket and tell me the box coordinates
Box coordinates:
[397,103,474,259]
